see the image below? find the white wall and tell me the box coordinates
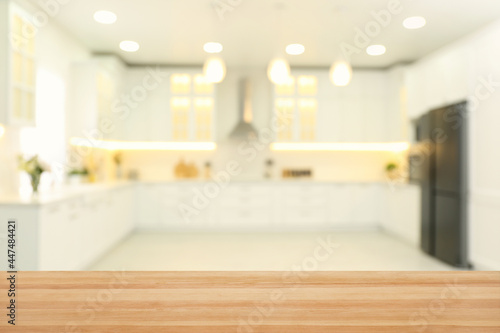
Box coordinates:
[405,19,500,269]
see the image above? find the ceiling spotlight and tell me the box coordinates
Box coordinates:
[203,42,223,54]
[93,10,117,24]
[366,45,386,56]
[286,44,305,55]
[403,16,426,30]
[120,40,140,52]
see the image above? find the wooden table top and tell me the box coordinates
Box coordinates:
[1,271,499,332]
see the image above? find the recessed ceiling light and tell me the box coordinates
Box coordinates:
[366,45,386,56]
[286,43,305,55]
[203,42,223,54]
[93,10,117,24]
[403,16,426,29]
[120,40,140,52]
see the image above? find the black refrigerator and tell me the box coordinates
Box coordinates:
[410,101,469,268]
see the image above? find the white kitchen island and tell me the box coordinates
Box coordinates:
[0,181,420,270]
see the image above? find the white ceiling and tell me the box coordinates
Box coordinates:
[32,0,500,68]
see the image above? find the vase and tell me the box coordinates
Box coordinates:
[30,174,41,194]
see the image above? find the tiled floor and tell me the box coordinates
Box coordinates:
[89,231,454,271]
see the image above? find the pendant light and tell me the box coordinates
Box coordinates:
[267,3,291,85]
[203,57,226,83]
[330,60,352,86]
[329,6,353,87]
[267,58,290,85]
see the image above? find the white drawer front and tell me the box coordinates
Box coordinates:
[219,207,272,226]
[283,207,328,225]
[282,195,328,207]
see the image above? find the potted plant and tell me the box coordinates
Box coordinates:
[113,151,123,180]
[68,168,89,185]
[385,162,399,180]
[18,155,50,194]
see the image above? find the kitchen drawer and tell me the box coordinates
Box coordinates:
[219,194,272,208]
[283,207,328,224]
[223,185,272,196]
[219,207,272,225]
[159,185,199,196]
[281,194,328,207]
[329,184,381,224]
[282,185,329,196]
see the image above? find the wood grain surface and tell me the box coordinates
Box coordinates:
[1,271,499,332]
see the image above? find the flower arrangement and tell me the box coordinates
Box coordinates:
[18,155,50,193]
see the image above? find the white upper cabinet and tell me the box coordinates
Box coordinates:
[104,67,216,142]
[405,45,471,121]
[0,0,37,127]
[69,55,125,139]
[273,69,404,143]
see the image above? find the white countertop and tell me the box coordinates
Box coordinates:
[0,179,415,206]
[0,181,135,206]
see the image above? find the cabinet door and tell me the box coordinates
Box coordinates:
[3,2,37,126]
[156,184,211,230]
[136,184,161,229]
[405,65,427,120]
[217,185,274,230]
[39,200,83,270]
[39,203,68,270]
[329,184,380,228]
[316,81,343,142]
[363,71,392,142]
[278,185,329,229]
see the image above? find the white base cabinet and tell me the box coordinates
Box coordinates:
[136,182,384,232]
[0,181,420,270]
[0,184,135,271]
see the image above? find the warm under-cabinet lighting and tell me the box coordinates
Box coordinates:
[271,142,410,152]
[70,138,217,151]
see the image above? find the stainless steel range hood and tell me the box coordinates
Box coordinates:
[229,79,258,140]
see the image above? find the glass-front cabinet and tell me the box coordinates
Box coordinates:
[170,73,215,142]
[0,0,37,126]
